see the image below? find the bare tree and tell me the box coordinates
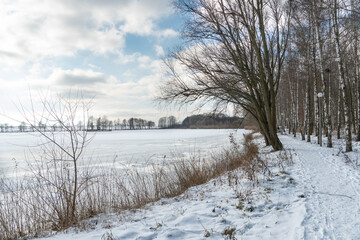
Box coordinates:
[168,116,177,128]
[159,0,292,150]
[148,120,155,129]
[122,118,128,129]
[16,93,93,228]
[158,117,167,128]
[87,116,95,131]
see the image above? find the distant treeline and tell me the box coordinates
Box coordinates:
[158,116,179,128]
[158,114,244,129]
[0,114,244,133]
[182,113,244,129]
[0,116,156,133]
[87,116,156,131]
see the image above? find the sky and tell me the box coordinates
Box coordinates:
[0,0,191,125]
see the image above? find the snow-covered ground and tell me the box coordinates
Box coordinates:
[0,129,240,176]
[38,134,360,240]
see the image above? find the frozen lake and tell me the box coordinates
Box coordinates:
[0,129,246,176]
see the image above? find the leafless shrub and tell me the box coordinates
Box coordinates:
[219,132,268,185]
[343,152,359,169]
[0,93,95,239]
[276,149,294,171]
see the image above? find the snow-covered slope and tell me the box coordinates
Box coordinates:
[38,135,360,240]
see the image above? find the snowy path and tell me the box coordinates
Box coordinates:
[281,135,360,239]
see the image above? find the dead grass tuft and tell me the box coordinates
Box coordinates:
[244,126,260,132]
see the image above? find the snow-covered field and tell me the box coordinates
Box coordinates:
[0,129,241,176]
[38,133,360,240]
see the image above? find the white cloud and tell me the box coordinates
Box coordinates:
[0,0,183,123]
[49,68,107,86]
[158,28,179,38]
[116,52,141,64]
[155,45,165,57]
[0,0,176,66]
[88,64,100,70]
[35,63,165,112]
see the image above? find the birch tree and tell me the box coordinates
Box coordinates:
[312,0,333,147]
[331,0,353,151]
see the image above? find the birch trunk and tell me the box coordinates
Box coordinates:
[291,73,297,137]
[357,43,360,141]
[307,51,312,142]
[331,0,352,151]
[313,0,332,147]
[312,26,319,141]
[337,84,343,139]
[306,36,313,142]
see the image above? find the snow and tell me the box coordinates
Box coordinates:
[0,129,240,177]
[35,133,360,239]
[286,136,360,239]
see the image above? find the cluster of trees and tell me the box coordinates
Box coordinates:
[86,116,156,131]
[1,113,245,132]
[278,0,360,152]
[158,116,179,128]
[0,117,156,133]
[1,122,54,133]
[182,113,243,129]
[0,123,16,132]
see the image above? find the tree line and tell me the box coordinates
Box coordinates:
[87,116,155,131]
[0,114,244,133]
[182,113,243,129]
[158,116,179,128]
[0,116,156,133]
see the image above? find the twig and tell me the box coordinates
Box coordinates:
[313,191,353,199]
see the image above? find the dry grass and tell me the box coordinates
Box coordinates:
[0,131,270,239]
[244,126,260,133]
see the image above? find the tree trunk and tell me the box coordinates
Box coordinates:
[306,55,312,142]
[357,43,360,140]
[307,39,313,142]
[338,89,343,139]
[332,0,352,151]
[254,110,283,150]
[312,31,319,140]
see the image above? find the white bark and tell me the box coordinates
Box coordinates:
[331,0,352,151]
[312,0,332,147]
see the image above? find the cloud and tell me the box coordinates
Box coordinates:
[155,45,165,57]
[42,61,165,105]
[158,29,179,38]
[88,64,100,70]
[0,62,185,124]
[116,52,141,64]
[59,89,104,100]
[110,110,149,119]
[0,0,176,66]
[138,55,152,64]
[51,69,107,86]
